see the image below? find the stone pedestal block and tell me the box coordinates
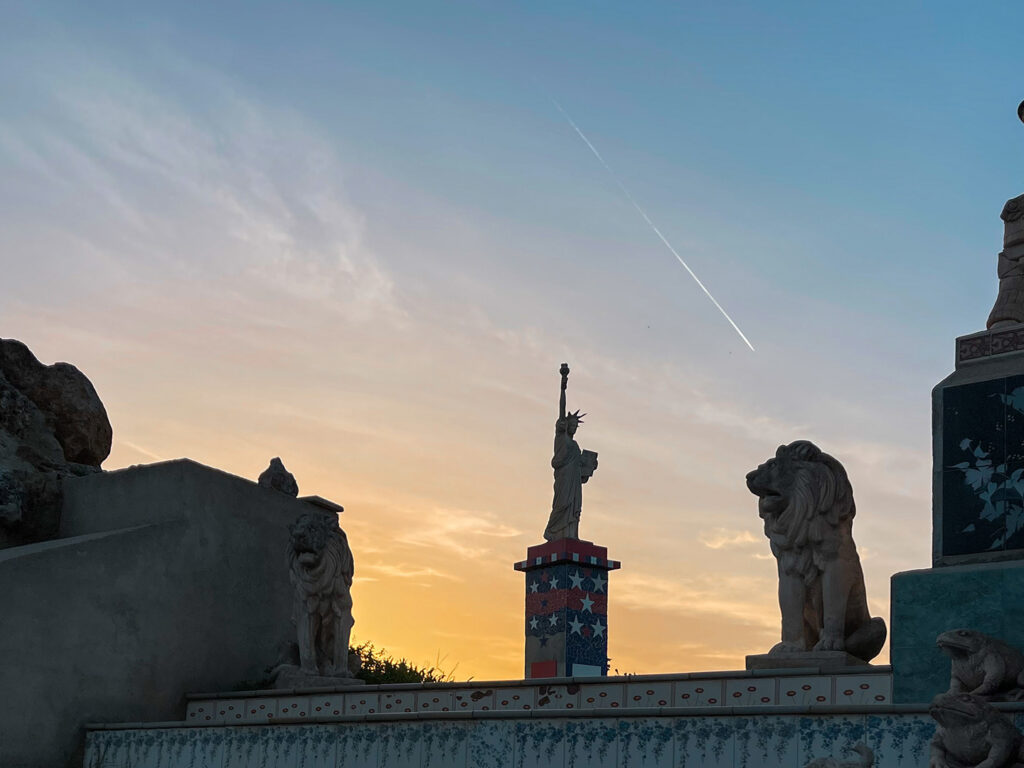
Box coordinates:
[934,326,1024,566]
[891,558,1024,703]
[513,538,620,679]
[272,666,365,690]
[745,651,870,672]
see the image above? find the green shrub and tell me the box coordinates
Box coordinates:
[350,642,456,684]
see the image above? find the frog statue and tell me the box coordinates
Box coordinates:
[938,629,1024,702]
[929,692,1024,768]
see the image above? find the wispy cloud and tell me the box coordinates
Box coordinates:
[394,506,523,559]
[361,563,462,582]
[616,571,778,631]
[698,527,760,550]
[0,54,401,324]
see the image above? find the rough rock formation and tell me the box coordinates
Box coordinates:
[0,339,111,546]
[258,457,298,497]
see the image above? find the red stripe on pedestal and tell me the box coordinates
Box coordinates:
[530,660,557,678]
[525,588,607,616]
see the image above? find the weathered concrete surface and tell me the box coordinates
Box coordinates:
[0,459,314,768]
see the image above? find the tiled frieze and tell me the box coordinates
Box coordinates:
[86,708,942,768]
[183,671,893,726]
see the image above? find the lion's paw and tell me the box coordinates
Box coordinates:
[813,632,846,652]
[768,641,806,655]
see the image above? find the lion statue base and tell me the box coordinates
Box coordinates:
[745,440,886,663]
[277,509,358,684]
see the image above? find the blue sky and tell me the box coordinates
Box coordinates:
[2,1,1023,676]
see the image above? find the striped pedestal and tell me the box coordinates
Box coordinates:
[513,538,621,679]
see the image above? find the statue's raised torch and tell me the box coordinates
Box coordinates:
[544,363,597,542]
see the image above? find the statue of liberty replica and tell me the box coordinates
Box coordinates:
[514,362,617,680]
[543,363,599,541]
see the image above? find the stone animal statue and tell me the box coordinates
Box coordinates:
[745,440,886,661]
[929,691,1024,768]
[803,743,873,768]
[258,457,298,497]
[938,629,1024,701]
[288,510,355,677]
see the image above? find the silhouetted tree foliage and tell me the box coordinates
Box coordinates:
[351,642,454,684]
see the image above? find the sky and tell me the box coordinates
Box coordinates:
[1,1,1023,680]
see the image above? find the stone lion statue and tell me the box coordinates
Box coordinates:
[745,440,886,662]
[287,510,355,678]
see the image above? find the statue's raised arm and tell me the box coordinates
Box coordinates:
[558,362,569,422]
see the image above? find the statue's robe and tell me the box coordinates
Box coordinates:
[544,430,582,541]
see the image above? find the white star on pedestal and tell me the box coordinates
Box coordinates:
[569,570,584,589]
[529,616,539,630]
[548,576,559,589]
[569,617,584,635]
[591,619,605,638]
[529,581,540,593]
[579,593,594,613]
[591,574,606,593]
[549,614,559,627]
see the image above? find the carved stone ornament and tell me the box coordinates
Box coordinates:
[929,691,1024,768]
[987,193,1024,330]
[543,363,598,541]
[745,440,886,662]
[258,457,298,497]
[938,629,1024,702]
[275,510,357,685]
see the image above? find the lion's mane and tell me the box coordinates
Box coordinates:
[288,511,354,623]
[756,440,856,583]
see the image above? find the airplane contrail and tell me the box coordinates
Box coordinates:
[551,99,756,352]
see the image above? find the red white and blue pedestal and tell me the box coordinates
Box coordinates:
[513,538,622,679]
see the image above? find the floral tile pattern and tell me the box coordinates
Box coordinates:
[617,718,674,768]
[866,714,935,768]
[675,680,724,708]
[85,707,943,768]
[625,682,673,709]
[566,718,618,768]
[468,720,515,768]
[674,718,735,768]
[420,722,470,768]
[835,675,892,705]
[797,715,867,765]
[514,719,565,768]
[724,679,776,708]
[335,723,380,768]
[178,671,898,721]
[415,689,454,713]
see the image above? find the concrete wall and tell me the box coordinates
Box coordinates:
[0,459,310,768]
